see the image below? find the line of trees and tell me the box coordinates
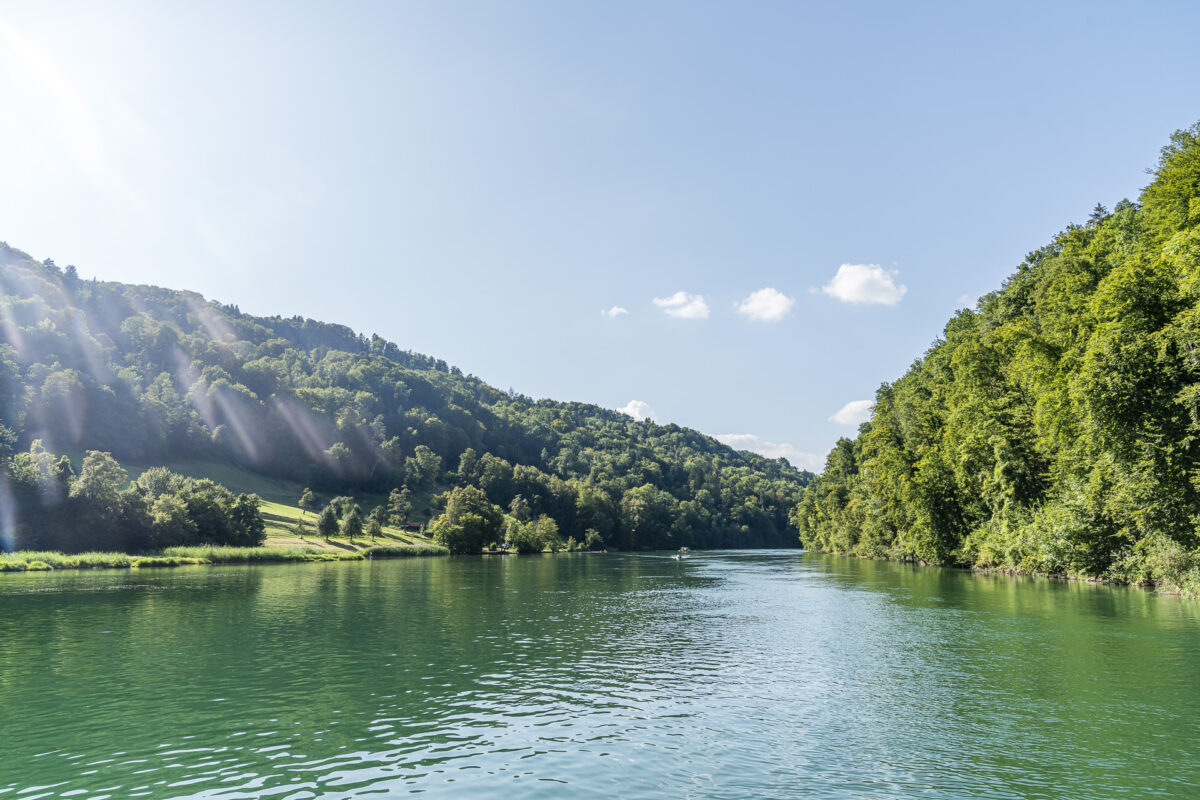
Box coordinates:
[426,485,603,554]
[296,487,410,543]
[3,440,265,552]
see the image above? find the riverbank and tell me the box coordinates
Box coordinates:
[0,543,449,572]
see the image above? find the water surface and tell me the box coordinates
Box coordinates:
[1,551,1197,798]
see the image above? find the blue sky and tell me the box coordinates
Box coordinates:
[2,1,1198,470]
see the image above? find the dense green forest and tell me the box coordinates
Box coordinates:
[0,246,810,554]
[794,122,1200,591]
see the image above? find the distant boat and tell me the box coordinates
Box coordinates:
[679,547,690,553]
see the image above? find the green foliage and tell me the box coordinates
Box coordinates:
[366,505,387,541]
[342,506,364,541]
[229,494,267,546]
[507,514,562,553]
[317,505,339,541]
[387,487,411,526]
[405,445,442,489]
[70,451,127,505]
[327,496,359,517]
[798,122,1200,591]
[430,485,503,554]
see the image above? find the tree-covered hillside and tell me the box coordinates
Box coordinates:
[0,247,810,553]
[794,122,1200,590]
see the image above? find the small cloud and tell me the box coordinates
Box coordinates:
[653,291,710,319]
[714,433,824,471]
[602,305,628,318]
[619,399,656,422]
[735,287,796,322]
[820,264,907,305]
[956,294,974,308]
[830,399,874,426]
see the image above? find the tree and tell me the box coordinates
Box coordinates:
[405,445,442,489]
[619,483,678,550]
[388,487,411,526]
[430,485,503,554]
[342,506,363,541]
[317,505,339,541]
[506,519,539,553]
[367,505,387,541]
[70,451,127,507]
[328,495,359,518]
[149,494,197,548]
[508,514,561,553]
[457,447,480,483]
[509,494,531,521]
[299,488,316,516]
[179,479,237,544]
[533,515,562,552]
[229,494,266,546]
[138,466,184,497]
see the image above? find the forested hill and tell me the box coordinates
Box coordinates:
[794,122,1200,590]
[0,245,810,552]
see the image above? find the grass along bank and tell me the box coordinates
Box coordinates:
[0,543,449,572]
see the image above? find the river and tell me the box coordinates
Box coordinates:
[1,551,1197,798]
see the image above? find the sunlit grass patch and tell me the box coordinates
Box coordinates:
[362,544,449,558]
[0,551,135,570]
[161,545,370,563]
[130,556,209,568]
[0,539,447,574]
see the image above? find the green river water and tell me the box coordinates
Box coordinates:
[1,550,1198,799]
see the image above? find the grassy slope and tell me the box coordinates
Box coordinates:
[122,458,441,552]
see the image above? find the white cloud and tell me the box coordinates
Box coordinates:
[830,399,874,426]
[714,433,824,472]
[602,305,628,318]
[735,287,796,322]
[618,399,656,422]
[653,291,710,319]
[956,294,974,308]
[820,264,907,305]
